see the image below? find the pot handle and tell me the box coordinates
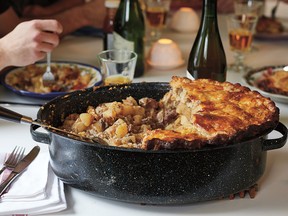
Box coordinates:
[263,122,287,151]
[30,124,51,145]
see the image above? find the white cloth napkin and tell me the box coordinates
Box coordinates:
[0,149,67,215]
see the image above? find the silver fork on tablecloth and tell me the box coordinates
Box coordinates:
[0,146,25,175]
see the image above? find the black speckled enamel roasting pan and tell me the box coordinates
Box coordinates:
[30,82,287,205]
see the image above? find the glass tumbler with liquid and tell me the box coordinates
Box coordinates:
[97,49,137,85]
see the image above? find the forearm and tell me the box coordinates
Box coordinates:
[44,1,105,37]
[1,1,105,38]
[47,6,90,36]
[0,7,21,37]
[47,0,84,13]
[23,0,85,17]
[217,0,234,14]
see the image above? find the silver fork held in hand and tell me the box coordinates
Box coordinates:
[47,52,51,72]
[42,52,55,86]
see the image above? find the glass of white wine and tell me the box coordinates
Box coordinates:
[233,0,264,52]
[144,0,171,43]
[227,14,257,73]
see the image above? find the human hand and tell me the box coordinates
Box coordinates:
[0,19,63,68]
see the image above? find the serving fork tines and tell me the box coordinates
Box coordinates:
[0,146,25,175]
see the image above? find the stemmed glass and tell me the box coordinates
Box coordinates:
[144,0,171,43]
[234,0,264,17]
[227,14,258,73]
[233,0,264,52]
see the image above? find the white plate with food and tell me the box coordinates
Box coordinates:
[243,65,288,104]
[255,16,288,40]
[1,61,102,100]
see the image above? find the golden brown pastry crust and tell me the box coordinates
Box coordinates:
[143,77,279,150]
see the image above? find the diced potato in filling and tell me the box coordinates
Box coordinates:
[60,96,166,148]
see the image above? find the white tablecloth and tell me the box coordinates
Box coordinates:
[0,12,287,216]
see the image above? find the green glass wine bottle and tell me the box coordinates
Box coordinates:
[113,0,145,78]
[187,0,227,82]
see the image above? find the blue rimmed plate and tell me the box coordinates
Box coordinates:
[0,61,102,100]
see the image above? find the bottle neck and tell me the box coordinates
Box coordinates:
[119,0,142,10]
[116,0,143,25]
[198,0,219,31]
[202,0,217,19]
[120,0,136,8]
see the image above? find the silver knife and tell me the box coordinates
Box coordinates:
[0,146,40,196]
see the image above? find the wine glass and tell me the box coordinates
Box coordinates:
[234,0,264,17]
[144,0,171,43]
[227,14,258,73]
[233,0,264,52]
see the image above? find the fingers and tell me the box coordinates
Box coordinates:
[40,31,61,47]
[32,34,59,53]
[31,20,63,53]
[36,40,58,53]
[0,19,63,67]
[34,19,63,34]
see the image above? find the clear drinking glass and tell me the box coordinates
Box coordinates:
[97,50,137,85]
[227,14,258,73]
[144,0,171,43]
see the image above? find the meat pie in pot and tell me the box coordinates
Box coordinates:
[60,77,279,150]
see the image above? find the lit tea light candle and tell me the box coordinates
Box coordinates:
[147,38,184,70]
[183,7,192,11]
[170,7,199,32]
[157,38,173,45]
